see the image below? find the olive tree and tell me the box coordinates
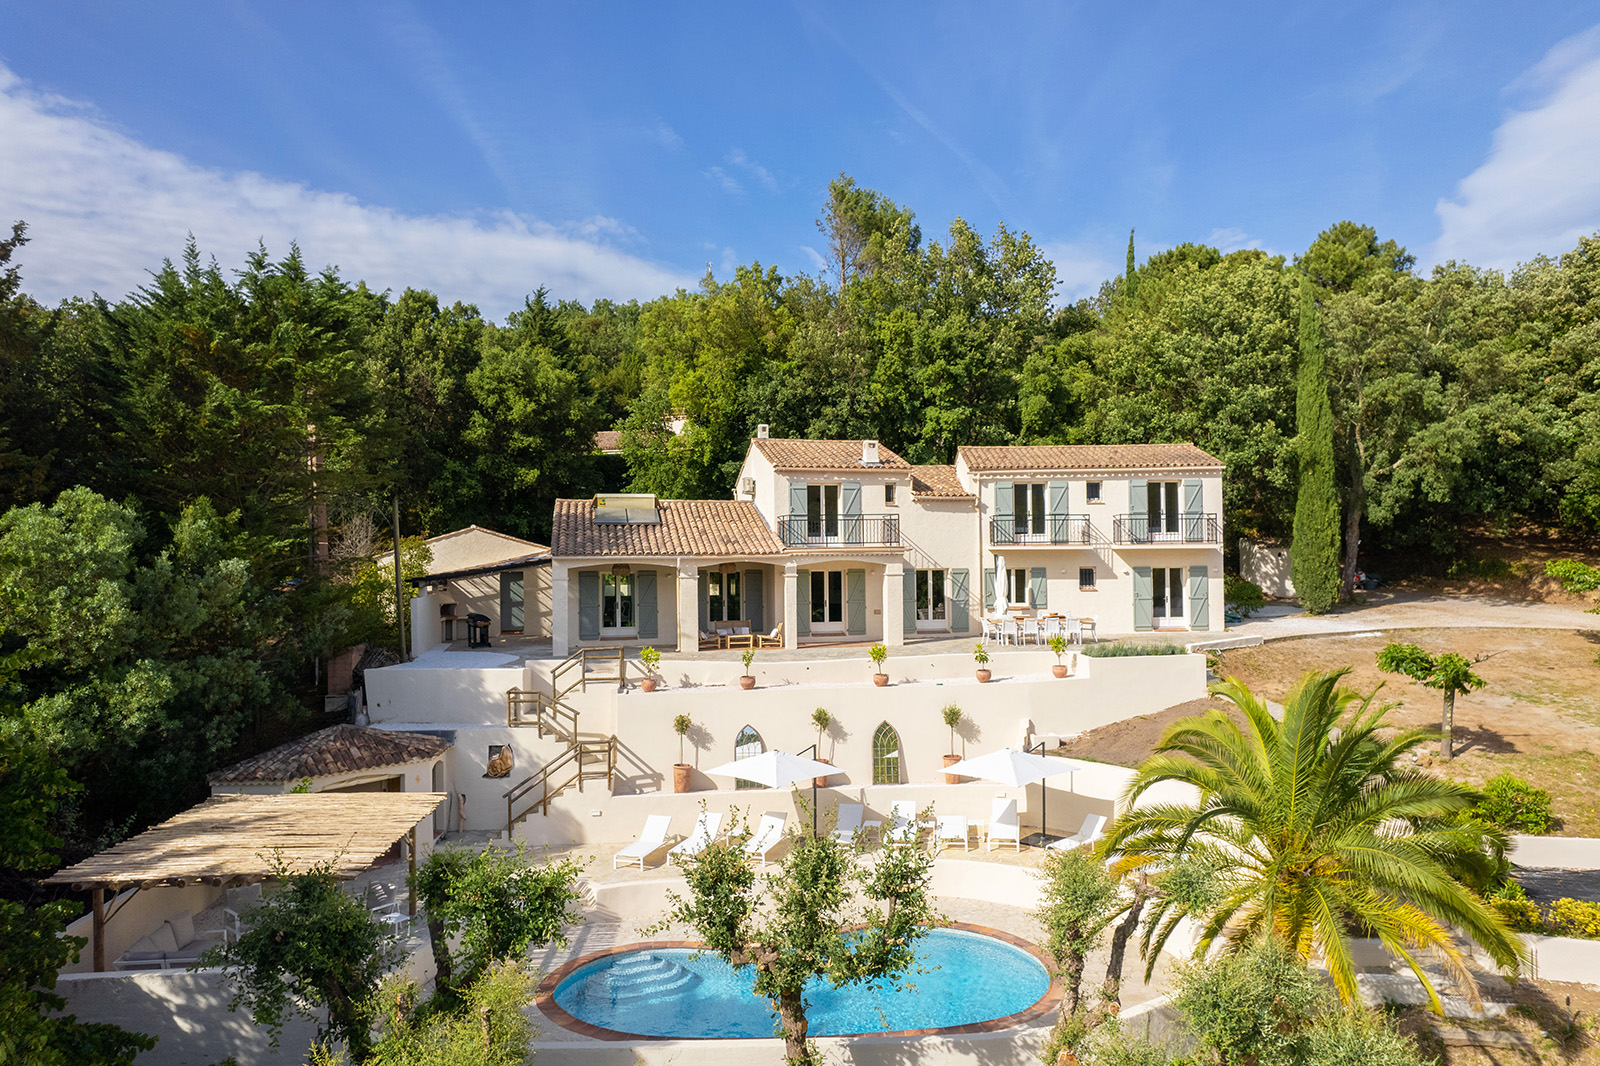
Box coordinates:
[1376,642,1485,761]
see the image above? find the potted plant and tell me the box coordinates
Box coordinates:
[973,642,992,683]
[810,707,833,787]
[868,642,889,686]
[1047,634,1070,678]
[941,704,964,783]
[739,648,757,690]
[672,713,693,793]
[639,645,661,692]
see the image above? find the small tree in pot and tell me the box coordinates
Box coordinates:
[811,707,833,787]
[672,713,694,793]
[973,642,991,683]
[941,703,964,783]
[639,645,661,692]
[739,648,757,690]
[1047,634,1070,678]
[868,642,889,686]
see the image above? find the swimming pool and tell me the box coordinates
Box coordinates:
[547,926,1053,1039]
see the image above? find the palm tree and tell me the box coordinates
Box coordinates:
[1106,669,1525,1012]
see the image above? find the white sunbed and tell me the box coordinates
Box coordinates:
[743,811,789,868]
[830,802,883,846]
[613,814,673,870]
[984,797,1021,852]
[885,801,925,849]
[1047,812,1108,853]
[669,810,726,860]
[935,814,970,852]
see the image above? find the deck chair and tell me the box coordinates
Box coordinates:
[756,622,784,648]
[669,810,725,860]
[984,798,1021,852]
[935,815,970,852]
[743,811,788,868]
[613,814,673,870]
[830,802,882,845]
[1047,812,1107,853]
[885,801,923,849]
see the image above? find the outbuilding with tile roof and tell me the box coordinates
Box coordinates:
[209,725,451,812]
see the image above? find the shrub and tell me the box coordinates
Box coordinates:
[1489,896,1545,933]
[1472,774,1556,834]
[1081,642,1187,658]
[1545,558,1600,594]
[1546,898,1600,940]
[1224,573,1266,617]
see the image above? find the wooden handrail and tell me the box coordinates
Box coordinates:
[503,735,618,831]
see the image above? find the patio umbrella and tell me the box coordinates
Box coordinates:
[704,750,840,834]
[941,747,1099,843]
[993,553,1008,614]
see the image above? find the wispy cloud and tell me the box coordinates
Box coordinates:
[1041,240,1116,302]
[1206,227,1270,255]
[703,166,743,194]
[726,148,779,192]
[0,65,693,316]
[797,244,827,273]
[1433,25,1600,269]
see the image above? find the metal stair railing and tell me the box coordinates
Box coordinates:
[504,736,618,830]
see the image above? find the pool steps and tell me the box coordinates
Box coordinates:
[584,953,702,1003]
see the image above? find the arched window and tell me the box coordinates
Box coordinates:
[734,724,764,790]
[872,723,902,785]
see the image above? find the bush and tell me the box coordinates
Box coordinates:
[1545,558,1600,594]
[1472,774,1556,834]
[1489,895,1545,933]
[1546,898,1600,940]
[1081,642,1187,658]
[1224,574,1266,617]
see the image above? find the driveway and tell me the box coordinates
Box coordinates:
[1229,589,1600,642]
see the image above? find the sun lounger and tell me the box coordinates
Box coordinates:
[614,814,673,870]
[935,815,970,852]
[742,811,789,868]
[984,798,1021,852]
[1047,812,1107,853]
[669,810,725,860]
[885,801,924,849]
[830,802,881,845]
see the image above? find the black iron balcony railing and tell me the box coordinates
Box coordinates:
[1111,513,1220,545]
[778,514,902,548]
[988,514,1099,546]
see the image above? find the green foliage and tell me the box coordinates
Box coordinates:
[639,645,661,672]
[673,713,692,763]
[1037,848,1120,1019]
[1472,774,1556,834]
[1222,574,1266,617]
[1375,642,1437,682]
[1107,670,1526,1012]
[344,535,434,650]
[367,961,538,1066]
[1545,559,1600,594]
[1047,633,1069,660]
[1175,940,1329,1066]
[740,647,756,673]
[1291,280,1341,613]
[1080,642,1186,657]
[411,844,583,993]
[867,642,887,670]
[1545,898,1600,940]
[941,703,963,753]
[204,860,398,1061]
[809,707,830,734]
[972,642,990,666]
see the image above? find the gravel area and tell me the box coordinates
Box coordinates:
[1228,590,1600,642]
[1516,867,1600,905]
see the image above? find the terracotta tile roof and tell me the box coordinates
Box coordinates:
[957,443,1223,473]
[593,430,623,453]
[551,498,785,557]
[209,726,450,784]
[909,465,974,498]
[751,438,911,470]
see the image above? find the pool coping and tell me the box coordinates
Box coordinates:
[533,921,1062,1042]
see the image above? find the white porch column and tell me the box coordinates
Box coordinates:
[783,563,800,649]
[550,565,571,658]
[676,562,699,653]
[884,562,906,648]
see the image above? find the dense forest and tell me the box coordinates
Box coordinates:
[1,175,1597,856]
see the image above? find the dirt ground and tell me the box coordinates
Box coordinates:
[1063,627,1600,836]
[1377,525,1600,609]
[1391,978,1600,1066]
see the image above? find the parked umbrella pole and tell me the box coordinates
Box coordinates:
[799,743,820,836]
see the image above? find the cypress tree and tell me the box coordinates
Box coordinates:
[1291,279,1340,613]
[1124,228,1138,300]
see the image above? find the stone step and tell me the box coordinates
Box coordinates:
[1434,1027,1537,1050]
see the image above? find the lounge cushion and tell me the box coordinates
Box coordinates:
[127,933,166,955]
[165,910,195,947]
[146,923,179,953]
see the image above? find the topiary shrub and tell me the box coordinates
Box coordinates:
[1472,774,1556,834]
[1489,895,1546,934]
[1546,898,1600,940]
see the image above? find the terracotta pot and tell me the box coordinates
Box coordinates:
[672,764,692,793]
[813,757,832,788]
[1051,664,1069,679]
[740,675,756,690]
[943,753,963,785]
[976,668,992,683]
[873,673,889,687]
[641,677,658,692]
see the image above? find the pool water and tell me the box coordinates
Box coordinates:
[552,927,1050,1038]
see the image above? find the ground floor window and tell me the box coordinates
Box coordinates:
[1005,568,1030,606]
[1151,567,1184,622]
[1079,567,1096,590]
[602,573,635,631]
[734,724,764,789]
[707,570,741,621]
[916,569,947,623]
[810,569,844,626]
[872,722,902,785]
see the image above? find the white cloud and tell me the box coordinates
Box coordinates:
[797,244,827,273]
[0,65,694,317]
[1206,227,1262,254]
[1433,25,1600,269]
[1041,240,1117,302]
[726,148,779,192]
[703,166,743,194]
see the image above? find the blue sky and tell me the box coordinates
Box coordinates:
[2,2,1598,317]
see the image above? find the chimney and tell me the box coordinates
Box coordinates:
[861,439,880,465]
[756,424,770,439]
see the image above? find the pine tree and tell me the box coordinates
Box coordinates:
[1291,279,1340,613]
[1124,228,1138,300]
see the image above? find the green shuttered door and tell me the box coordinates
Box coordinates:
[578,571,601,640]
[1132,566,1152,631]
[637,570,658,639]
[1188,565,1209,631]
[846,569,866,635]
[950,569,970,632]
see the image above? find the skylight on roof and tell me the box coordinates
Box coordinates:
[593,494,660,525]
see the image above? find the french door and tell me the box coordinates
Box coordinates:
[1151,567,1184,625]
[915,569,947,630]
[809,569,845,633]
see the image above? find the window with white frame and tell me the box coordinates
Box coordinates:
[601,573,635,631]
[706,571,742,621]
[1006,568,1031,606]
[1086,481,1102,503]
[734,724,764,789]
[1012,482,1046,536]
[916,569,947,622]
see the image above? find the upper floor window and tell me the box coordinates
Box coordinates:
[1013,482,1046,535]
[884,483,897,506]
[1145,481,1181,535]
[1086,481,1102,503]
[807,484,839,537]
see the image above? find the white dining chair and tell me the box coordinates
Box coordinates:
[1021,617,1041,645]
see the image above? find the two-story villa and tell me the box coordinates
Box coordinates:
[547,432,1224,655]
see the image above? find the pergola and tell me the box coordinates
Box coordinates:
[45,792,446,971]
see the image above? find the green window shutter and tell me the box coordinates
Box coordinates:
[983,566,995,611]
[950,569,970,633]
[1128,479,1148,541]
[636,570,658,639]
[1188,565,1210,631]
[697,572,709,632]
[499,571,524,631]
[846,569,867,635]
[796,569,810,637]
[1182,479,1204,541]
[841,481,862,544]
[788,481,808,515]
[1048,481,1069,516]
[994,482,1013,540]
[743,570,763,631]
[1132,566,1153,631]
[1030,566,1047,609]
[902,569,917,634]
[577,571,601,640]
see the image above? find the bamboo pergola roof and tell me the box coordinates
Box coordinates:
[45,792,447,892]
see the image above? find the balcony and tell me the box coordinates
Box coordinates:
[988,515,1100,547]
[778,514,902,548]
[1111,513,1220,545]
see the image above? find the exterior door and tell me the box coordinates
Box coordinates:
[498,571,524,633]
[1151,567,1185,626]
[808,569,846,633]
[915,569,948,631]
